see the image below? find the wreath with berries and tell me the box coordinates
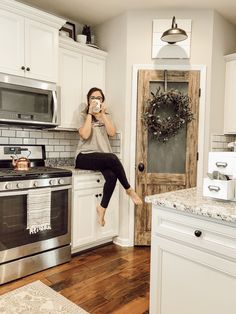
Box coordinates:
[142,88,194,143]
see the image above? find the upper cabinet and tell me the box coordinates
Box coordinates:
[0,0,65,82]
[224,53,236,134]
[58,38,107,129]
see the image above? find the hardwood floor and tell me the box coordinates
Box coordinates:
[0,244,150,313]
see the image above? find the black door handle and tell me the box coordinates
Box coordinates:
[138,162,145,172]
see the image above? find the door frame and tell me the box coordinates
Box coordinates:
[128,64,207,246]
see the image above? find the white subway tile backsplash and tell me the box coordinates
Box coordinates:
[9,138,23,144]
[54,145,63,151]
[30,131,42,138]
[48,152,60,158]
[0,138,8,144]
[60,152,71,158]
[16,130,30,138]
[211,133,236,152]
[23,138,36,145]
[42,132,54,139]
[36,139,48,145]
[2,130,15,137]
[59,140,69,145]
[48,139,60,145]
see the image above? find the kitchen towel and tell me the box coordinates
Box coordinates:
[27,188,51,234]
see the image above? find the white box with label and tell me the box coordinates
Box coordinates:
[203,178,235,200]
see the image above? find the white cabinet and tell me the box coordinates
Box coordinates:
[0,1,65,82]
[224,53,236,134]
[58,38,107,129]
[150,207,236,314]
[72,172,119,253]
[58,48,82,129]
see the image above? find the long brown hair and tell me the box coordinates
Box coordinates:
[87,87,105,105]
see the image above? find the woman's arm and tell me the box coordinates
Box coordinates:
[78,113,92,139]
[101,112,116,137]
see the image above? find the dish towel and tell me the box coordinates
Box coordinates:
[27,188,51,234]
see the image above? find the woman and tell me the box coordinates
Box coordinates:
[75,87,142,227]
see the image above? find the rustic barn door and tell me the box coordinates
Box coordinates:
[135,70,200,245]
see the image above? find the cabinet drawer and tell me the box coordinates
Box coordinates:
[73,173,104,190]
[203,178,235,200]
[208,152,236,178]
[152,207,236,259]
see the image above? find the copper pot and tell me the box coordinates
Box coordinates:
[11,156,30,171]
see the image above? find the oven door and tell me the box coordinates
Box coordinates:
[0,185,71,264]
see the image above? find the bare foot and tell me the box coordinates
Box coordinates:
[126,188,143,205]
[96,204,106,227]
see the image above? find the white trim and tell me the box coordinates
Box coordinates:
[129,63,207,246]
[0,0,66,29]
[113,236,133,247]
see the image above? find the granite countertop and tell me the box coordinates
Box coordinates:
[55,165,101,175]
[145,187,236,224]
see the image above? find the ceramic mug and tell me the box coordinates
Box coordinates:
[77,34,87,44]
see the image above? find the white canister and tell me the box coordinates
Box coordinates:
[77,34,87,44]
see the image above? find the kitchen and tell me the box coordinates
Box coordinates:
[0,0,236,313]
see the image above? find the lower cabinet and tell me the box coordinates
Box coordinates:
[71,172,119,253]
[150,207,236,314]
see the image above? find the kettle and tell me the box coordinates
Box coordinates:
[11,151,31,171]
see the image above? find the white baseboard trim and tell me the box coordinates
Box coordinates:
[113,236,133,247]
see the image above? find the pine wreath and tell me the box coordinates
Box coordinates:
[142,88,194,143]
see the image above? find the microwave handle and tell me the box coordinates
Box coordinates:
[52,89,58,124]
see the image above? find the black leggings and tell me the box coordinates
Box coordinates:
[75,152,130,208]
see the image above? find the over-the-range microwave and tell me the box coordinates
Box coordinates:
[0,73,60,129]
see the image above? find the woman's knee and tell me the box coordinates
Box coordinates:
[103,169,117,185]
[107,153,120,166]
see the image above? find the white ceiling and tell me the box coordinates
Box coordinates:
[19,0,236,26]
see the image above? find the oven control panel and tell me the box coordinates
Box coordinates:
[0,176,72,192]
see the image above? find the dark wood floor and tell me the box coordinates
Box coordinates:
[0,244,150,313]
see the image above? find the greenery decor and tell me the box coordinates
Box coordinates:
[142,88,194,143]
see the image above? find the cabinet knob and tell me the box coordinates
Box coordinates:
[99,193,102,197]
[97,179,100,183]
[21,66,25,70]
[95,194,98,198]
[138,162,145,172]
[26,67,30,71]
[194,230,202,237]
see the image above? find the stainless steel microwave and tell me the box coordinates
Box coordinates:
[0,73,59,128]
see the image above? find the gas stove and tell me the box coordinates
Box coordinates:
[0,144,72,191]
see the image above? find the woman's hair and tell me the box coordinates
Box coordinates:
[87,87,105,105]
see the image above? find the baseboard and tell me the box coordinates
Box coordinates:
[113,236,133,247]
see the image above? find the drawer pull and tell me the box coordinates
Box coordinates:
[95,194,98,198]
[99,193,102,197]
[97,179,100,183]
[215,162,228,168]
[194,230,202,237]
[208,185,220,192]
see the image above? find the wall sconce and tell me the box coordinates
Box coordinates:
[161,16,188,44]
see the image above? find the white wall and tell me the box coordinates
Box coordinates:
[95,9,236,244]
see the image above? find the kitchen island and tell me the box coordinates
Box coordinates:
[146,187,236,314]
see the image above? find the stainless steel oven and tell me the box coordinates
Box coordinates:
[0,73,59,128]
[0,145,72,285]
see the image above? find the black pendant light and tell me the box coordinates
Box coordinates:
[161,16,188,44]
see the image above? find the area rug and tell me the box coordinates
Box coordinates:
[0,280,88,314]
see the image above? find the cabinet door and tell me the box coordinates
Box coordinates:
[24,19,58,82]
[82,55,105,100]
[97,185,119,240]
[72,187,99,250]
[150,236,236,314]
[224,59,236,133]
[0,9,24,76]
[58,48,82,129]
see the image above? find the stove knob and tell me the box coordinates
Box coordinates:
[33,181,38,187]
[58,179,64,185]
[17,182,24,189]
[5,183,12,190]
[49,179,56,185]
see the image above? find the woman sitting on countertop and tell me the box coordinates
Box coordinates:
[75,87,142,226]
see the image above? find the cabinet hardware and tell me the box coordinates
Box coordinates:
[194,230,202,237]
[95,194,98,197]
[21,66,25,70]
[26,67,30,71]
[215,162,227,168]
[97,179,100,183]
[99,193,102,197]
[208,185,220,192]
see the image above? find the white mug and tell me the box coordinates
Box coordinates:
[77,34,87,44]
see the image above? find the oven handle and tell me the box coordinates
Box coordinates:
[0,185,72,197]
